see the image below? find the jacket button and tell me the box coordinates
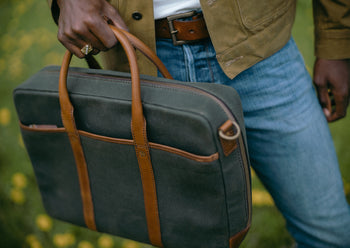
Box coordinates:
[132,12,143,20]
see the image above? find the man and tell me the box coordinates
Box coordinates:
[48,0,350,247]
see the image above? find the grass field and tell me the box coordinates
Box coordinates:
[0,1,349,248]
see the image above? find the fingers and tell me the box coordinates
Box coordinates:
[86,16,118,50]
[103,5,129,31]
[314,58,350,122]
[327,86,349,122]
[58,17,116,58]
[56,0,126,58]
[314,64,332,120]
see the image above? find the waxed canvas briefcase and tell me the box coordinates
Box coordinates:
[13,26,251,248]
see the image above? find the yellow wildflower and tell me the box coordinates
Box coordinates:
[18,33,34,53]
[13,3,27,16]
[26,235,37,244]
[18,134,24,148]
[44,52,64,66]
[250,168,256,179]
[53,234,67,247]
[0,108,11,126]
[98,235,114,248]
[78,241,94,248]
[344,182,350,195]
[12,172,27,189]
[64,233,76,246]
[306,65,312,76]
[36,214,53,232]
[10,188,25,204]
[122,240,141,248]
[35,30,57,50]
[252,189,274,206]
[53,233,76,247]
[26,235,43,248]
[8,56,24,78]
[29,241,43,248]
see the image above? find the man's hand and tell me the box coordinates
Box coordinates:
[313,58,350,122]
[56,0,128,58]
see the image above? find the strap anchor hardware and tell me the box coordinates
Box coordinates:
[219,120,241,141]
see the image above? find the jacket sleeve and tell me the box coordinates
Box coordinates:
[47,0,59,24]
[313,0,350,59]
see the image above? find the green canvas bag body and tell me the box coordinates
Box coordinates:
[13,26,251,248]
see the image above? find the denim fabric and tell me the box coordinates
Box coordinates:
[156,37,350,248]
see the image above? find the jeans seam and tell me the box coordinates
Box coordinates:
[205,42,216,83]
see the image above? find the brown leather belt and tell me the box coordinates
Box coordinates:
[155,11,209,46]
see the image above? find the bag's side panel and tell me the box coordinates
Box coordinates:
[177,77,252,240]
[220,147,251,237]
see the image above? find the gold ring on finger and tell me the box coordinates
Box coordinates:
[81,44,93,55]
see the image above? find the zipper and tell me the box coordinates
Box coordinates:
[64,70,252,225]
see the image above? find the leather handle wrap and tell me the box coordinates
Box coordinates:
[59,26,164,247]
[59,51,97,231]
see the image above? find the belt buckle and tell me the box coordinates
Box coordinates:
[166,10,197,46]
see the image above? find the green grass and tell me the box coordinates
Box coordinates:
[0,1,349,248]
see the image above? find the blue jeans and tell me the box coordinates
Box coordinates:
[156,37,350,247]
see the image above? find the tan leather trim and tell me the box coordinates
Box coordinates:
[120,29,173,79]
[132,120,163,247]
[218,120,238,156]
[59,51,97,231]
[79,130,219,163]
[19,123,219,163]
[229,224,251,248]
[110,26,163,247]
[150,142,219,163]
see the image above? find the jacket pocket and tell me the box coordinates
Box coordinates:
[236,0,293,31]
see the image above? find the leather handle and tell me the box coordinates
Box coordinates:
[59,26,164,247]
[84,26,173,79]
[59,25,171,144]
[59,26,142,136]
[119,29,172,79]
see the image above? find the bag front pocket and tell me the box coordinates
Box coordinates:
[79,134,227,247]
[20,125,86,227]
[20,123,225,246]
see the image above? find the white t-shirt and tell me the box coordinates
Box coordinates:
[153,0,201,20]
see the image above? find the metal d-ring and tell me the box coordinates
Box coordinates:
[218,120,241,141]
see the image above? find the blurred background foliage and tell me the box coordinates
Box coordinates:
[0,0,349,248]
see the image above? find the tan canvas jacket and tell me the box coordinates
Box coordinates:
[48,0,350,79]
